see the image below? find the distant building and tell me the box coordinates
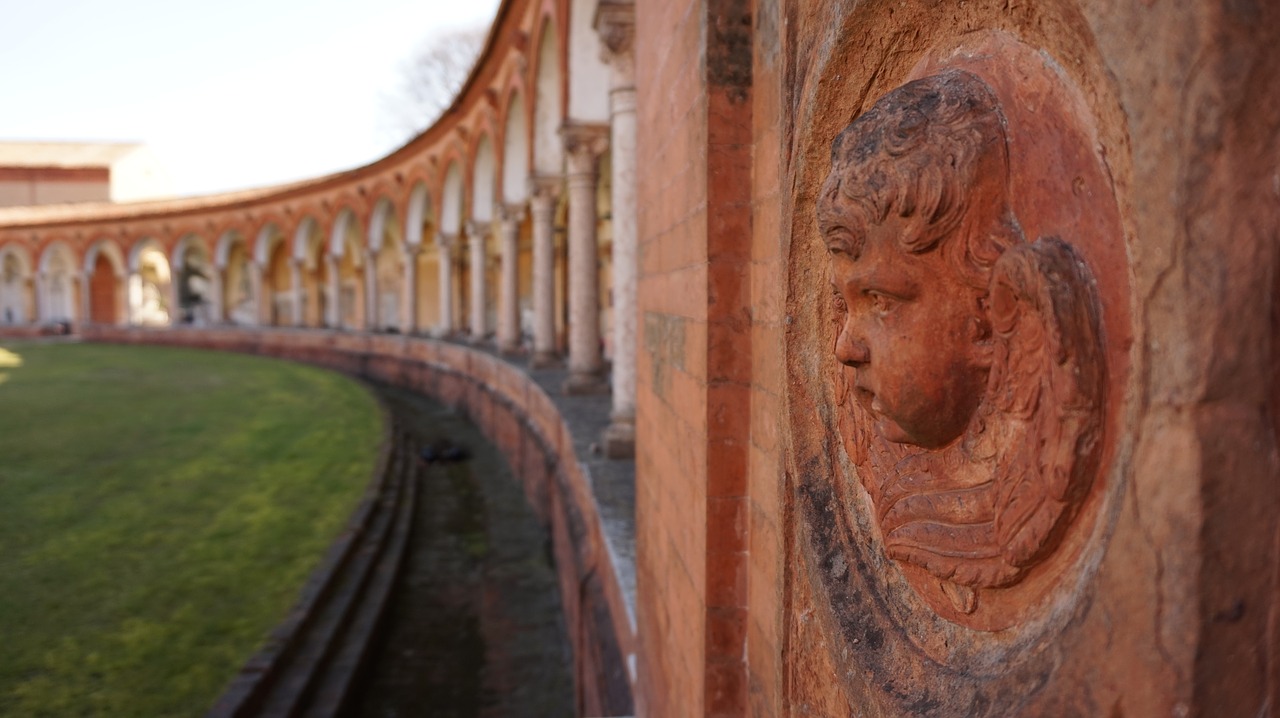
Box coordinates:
[0,141,171,207]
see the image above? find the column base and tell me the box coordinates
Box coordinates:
[497,340,522,356]
[563,371,609,396]
[531,351,562,369]
[601,418,635,459]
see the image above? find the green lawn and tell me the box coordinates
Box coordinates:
[0,341,382,717]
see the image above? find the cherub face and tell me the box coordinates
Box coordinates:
[826,213,991,450]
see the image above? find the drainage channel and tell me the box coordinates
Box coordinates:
[342,382,574,718]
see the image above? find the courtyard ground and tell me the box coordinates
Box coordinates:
[0,341,381,717]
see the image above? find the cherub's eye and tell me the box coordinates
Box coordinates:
[868,291,897,315]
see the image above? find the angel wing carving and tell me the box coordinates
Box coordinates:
[869,237,1105,597]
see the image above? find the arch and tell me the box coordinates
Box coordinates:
[533,17,564,176]
[38,240,75,275]
[404,181,435,247]
[471,134,497,223]
[502,90,530,205]
[218,231,254,325]
[38,242,77,324]
[0,243,33,278]
[0,243,33,325]
[253,222,286,265]
[293,216,328,327]
[441,162,465,236]
[567,0,610,123]
[215,229,246,269]
[171,233,214,324]
[329,208,361,257]
[293,216,322,261]
[368,197,399,252]
[330,208,366,330]
[171,233,210,274]
[369,196,405,331]
[126,237,172,326]
[84,239,126,278]
[253,223,290,325]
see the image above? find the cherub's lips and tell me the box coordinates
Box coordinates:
[853,385,877,413]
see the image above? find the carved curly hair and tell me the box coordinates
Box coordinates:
[819,69,1022,291]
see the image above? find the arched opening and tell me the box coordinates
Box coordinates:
[173,235,213,325]
[219,233,255,326]
[128,240,171,327]
[370,197,405,332]
[406,182,440,333]
[294,217,327,328]
[442,162,465,332]
[331,210,366,331]
[0,247,32,325]
[472,135,497,337]
[40,243,77,324]
[533,19,564,177]
[502,91,534,349]
[85,241,126,326]
[256,224,290,326]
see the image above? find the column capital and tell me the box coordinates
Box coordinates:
[528,175,564,203]
[437,232,458,249]
[499,203,527,224]
[559,123,610,162]
[464,219,489,240]
[594,0,635,65]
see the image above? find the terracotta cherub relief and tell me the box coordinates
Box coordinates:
[819,70,1106,616]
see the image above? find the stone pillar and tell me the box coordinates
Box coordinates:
[497,205,525,354]
[326,255,341,328]
[167,272,182,325]
[364,260,378,331]
[250,262,265,326]
[290,259,304,327]
[402,245,418,335]
[529,178,562,367]
[209,265,224,323]
[598,3,638,457]
[467,222,487,342]
[437,234,455,336]
[79,273,91,326]
[559,124,610,394]
[34,274,46,323]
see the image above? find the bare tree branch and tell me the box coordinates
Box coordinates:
[381,26,488,142]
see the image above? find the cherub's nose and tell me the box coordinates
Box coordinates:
[835,318,869,367]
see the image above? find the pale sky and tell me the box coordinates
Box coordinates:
[0,0,501,196]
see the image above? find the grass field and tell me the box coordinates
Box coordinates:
[0,341,382,717]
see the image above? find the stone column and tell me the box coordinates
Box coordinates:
[364,260,378,331]
[466,221,487,342]
[79,273,91,326]
[290,259,304,327]
[437,234,455,336]
[248,262,263,326]
[167,272,182,325]
[529,177,562,367]
[497,205,525,354]
[402,245,418,335]
[209,265,224,323]
[598,3,638,457]
[34,273,46,323]
[559,124,610,394]
[326,255,341,328]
